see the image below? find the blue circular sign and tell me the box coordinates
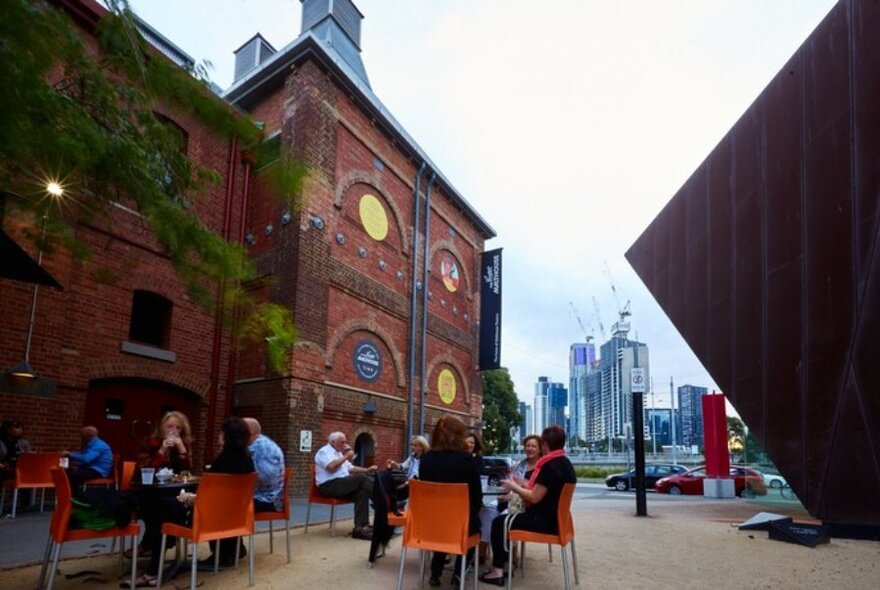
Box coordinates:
[353,339,382,382]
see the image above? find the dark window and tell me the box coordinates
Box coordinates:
[128,290,172,348]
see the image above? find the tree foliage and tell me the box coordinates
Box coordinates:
[0,0,306,370]
[481,368,521,454]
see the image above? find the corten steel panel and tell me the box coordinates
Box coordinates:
[684,168,708,363]
[626,0,880,525]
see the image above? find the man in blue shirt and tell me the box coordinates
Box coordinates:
[63,426,113,489]
[244,418,285,512]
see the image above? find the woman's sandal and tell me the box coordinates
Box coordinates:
[122,547,151,560]
[118,573,157,588]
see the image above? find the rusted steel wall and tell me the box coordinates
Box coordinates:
[626,0,880,525]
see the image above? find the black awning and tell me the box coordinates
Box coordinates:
[0,227,62,288]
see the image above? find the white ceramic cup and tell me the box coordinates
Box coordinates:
[59,457,69,469]
[141,467,155,485]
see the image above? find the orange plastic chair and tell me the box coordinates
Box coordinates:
[157,472,257,590]
[506,483,579,590]
[254,466,293,562]
[83,453,118,490]
[304,464,353,536]
[395,480,480,590]
[0,452,61,518]
[118,461,137,491]
[37,468,140,590]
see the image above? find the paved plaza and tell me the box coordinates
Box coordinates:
[2,485,877,589]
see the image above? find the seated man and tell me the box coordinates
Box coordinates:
[244,418,285,512]
[314,431,377,540]
[63,426,113,489]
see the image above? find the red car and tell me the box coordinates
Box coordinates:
[654,465,767,497]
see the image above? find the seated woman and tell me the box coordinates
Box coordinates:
[479,434,543,548]
[145,411,193,473]
[386,435,429,501]
[480,425,576,586]
[124,417,255,587]
[419,416,482,587]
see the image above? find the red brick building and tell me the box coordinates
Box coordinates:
[1,0,494,494]
[226,0,495,492]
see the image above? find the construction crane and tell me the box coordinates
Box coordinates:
[591,296,607,342]
[569,301,594,343]
[603,261,632,323]
[604,262,632,336]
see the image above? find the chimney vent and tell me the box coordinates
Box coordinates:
[233,34,277,82]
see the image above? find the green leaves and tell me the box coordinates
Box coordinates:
[1,0,306,373]
[481,368,522,454]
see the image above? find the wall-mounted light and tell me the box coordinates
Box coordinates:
[336,233,345,244]
[281,210,293,225]
[264,223,274,236]
[245,232,257,246]
[378,260,387,270]
[363,396,378,416]
[396,271,404,281]
[309,214,325,230]
[358,246,367,258]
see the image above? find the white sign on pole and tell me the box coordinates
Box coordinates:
[299,430,312,452]
[631,368,646,393]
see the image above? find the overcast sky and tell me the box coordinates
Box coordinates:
[129,0,836,413]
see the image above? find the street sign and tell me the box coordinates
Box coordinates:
[631,368,646,393]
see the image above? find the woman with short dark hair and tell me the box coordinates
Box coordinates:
[480,424,576,586]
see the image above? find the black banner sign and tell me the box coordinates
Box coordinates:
[479,248,502,370]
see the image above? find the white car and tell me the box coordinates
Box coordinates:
[763,472,787,489]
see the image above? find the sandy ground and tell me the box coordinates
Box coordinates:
[5,497,879,589]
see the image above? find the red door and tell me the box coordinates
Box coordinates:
[84,379,199,463]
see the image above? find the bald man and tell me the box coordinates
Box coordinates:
[244,418,285,512]
[62,426,113,489]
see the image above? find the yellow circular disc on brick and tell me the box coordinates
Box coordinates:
[438,368,456,404]
[359,194,388,241]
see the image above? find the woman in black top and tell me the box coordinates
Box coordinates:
[480,425,576,586]
[126,417,255,586]
[419,416,482,587]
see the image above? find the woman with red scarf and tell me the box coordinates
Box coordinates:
[479,425,576,586]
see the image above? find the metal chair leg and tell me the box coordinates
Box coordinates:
[285,520,291,563]
[157,534,168,588]
[128,536,138,589]
[248,534,255,587]
[269,521,274,553]
[305,502,312,533]
[215,543,222,573]
[570,539,579,585]
[190,541,198,590]
[548,544,553,562]
[418,550,425,590]
[12,489,19,519]
[396,546,408,590]
[37,535,53,589]
[45,542,61,590]
[329,505,336,536]
[561,544,571,590]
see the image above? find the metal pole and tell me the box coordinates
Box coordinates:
[632,347,647,516]
[670,376,677,465]
[651,377,657,456]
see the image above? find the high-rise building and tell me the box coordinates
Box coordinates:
[586,322,649,446]
[547,381,567,429]
[568,342,595,443]
[517,401,532,442]
[645,408,673,446]
[533,376,550,433]
[678,385,708,447]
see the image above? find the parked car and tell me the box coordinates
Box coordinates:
[481,456,513,486]
[654,465,767,497]
[762,472,787,489]
[604,463,688,491]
